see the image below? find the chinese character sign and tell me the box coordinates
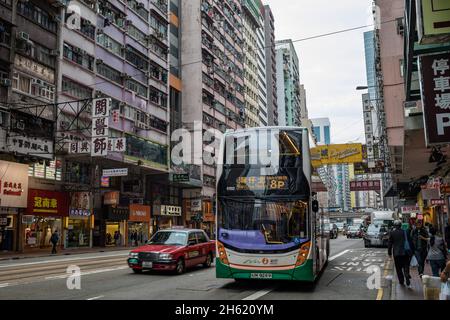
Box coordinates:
[350,180,381,192]
[91,98,111,157]
[420,53,450,144]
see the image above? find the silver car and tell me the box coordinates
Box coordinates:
[364,224,389,248]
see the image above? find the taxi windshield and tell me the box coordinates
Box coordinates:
[149,231,187,246]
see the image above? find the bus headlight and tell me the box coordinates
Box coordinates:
[217,241,229,265]
[295,242,311,267]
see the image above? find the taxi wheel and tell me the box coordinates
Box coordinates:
[203,253,213,268]
[132,269,142,274]
[175,258,185,275]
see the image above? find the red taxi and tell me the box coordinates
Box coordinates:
[127,229,215,274]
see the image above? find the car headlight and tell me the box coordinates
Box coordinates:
[159,253,173,260]
[129,252,139,258]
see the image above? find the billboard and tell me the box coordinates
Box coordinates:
[0,160,29,208]
[420,52,450,145]
[350,180,381,192]
[417,0,450,44]
[311,144,363,167]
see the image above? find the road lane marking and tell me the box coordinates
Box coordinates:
[241,248,353,300]
[242,289,274,300]
[0,253,129,268]
[87,295,104,300]
[45,266,128,280]
[329,250,350,261]
[0,283,10,288]
[376,257,391,301]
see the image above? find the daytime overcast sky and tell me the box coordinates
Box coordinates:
[264,0,373,144]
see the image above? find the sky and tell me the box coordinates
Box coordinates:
[264,0,373,144]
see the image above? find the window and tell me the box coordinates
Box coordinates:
[196,232,208,243]
[98,2,125,28]
[17,1,57,33]
[149,41,167,61]
[125,46,148,70]
[127,0,149,20]
[0,20,11,46]
[96,33,123,56]
[126,79,148,97]
[62,77,92,99]
[63,42,94,71]
[125,134,168,167]
[128,25,147,45]
[150,62,168,82]
[149,86,167,108]
[64,161,90,184]
[12,72,55,101]
[97,63,122,84]
[29,160,62,181]
[80,18,95,40]
[150,14,168,38]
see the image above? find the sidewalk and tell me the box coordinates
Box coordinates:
[0,246,134,261]
[391,262,434,300]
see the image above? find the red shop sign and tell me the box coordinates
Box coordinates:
[26,189,69,216]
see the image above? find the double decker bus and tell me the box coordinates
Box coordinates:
[215,127,329,282]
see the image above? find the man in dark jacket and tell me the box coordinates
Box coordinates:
[388,220,415,286]
[50,230,59,254]
[411,220,429,277]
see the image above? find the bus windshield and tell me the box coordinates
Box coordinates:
[218,197,309,250]
[217,128,312,252]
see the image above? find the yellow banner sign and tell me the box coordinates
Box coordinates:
[311,144,363,167]
[420,0,450,41]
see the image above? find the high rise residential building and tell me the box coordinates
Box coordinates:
[275,39,301,126]
[58,0,173,246]
[263,5,277,126]
[311,118,331,146]
[299,84,308,126]
[311,118,336,209]
[334,164,351,211]
[180,0,245,219]
[241,0,266,128]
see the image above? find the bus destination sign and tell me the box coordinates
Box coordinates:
[235,176,289,191]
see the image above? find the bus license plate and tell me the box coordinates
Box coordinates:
[251,273,272,279]
[142,262,153,269]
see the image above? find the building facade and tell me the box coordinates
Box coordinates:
[275,39,301,126]
[263,5,277,126]
[241,0,266,128]
[180,0,245,233]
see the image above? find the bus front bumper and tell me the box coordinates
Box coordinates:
[215,258,315,282]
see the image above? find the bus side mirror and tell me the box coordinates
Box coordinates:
[312,200,319,213]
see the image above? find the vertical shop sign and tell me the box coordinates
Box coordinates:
[420,53,450,145]
[91,98,111,157]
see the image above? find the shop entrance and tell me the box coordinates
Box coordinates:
[128,222,149,246]
[67,218,91,248]
[24,216,62,249]
[106,222,125,246]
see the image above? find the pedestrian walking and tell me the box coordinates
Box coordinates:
[388,220,415,286]
[445,222,450,249]
[50,230,59,254]
[427,226,447,277]
[411,220,430,277]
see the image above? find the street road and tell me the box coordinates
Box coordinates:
[0,236,389,300]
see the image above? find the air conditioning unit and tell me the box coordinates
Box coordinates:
[0,79,11,87]
[97,28,104,35]
[96,59,104,64]
[134,120,147,130]
[137,2,145,9]
[31,78,44,87]
[18,31,29,41]
[15,121,25,131]
[49,0,68,8]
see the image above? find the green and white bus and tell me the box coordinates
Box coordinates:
[215,127,329,282]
